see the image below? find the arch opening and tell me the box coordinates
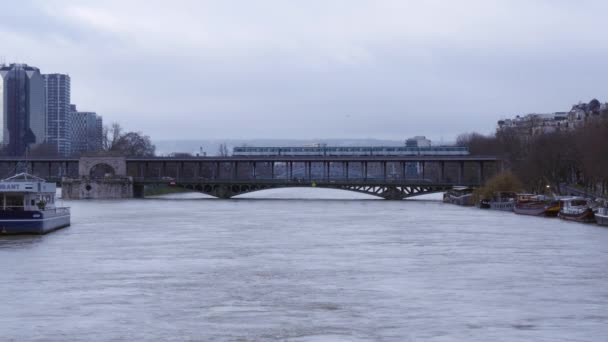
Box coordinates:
[89,163,116,179]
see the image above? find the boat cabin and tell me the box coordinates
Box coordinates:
[0,173,57,212]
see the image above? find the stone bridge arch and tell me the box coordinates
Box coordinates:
[79,157,127,177]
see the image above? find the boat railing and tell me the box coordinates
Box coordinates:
[46,207,71,215]
[1,206,33,211]
[0,206,70,214]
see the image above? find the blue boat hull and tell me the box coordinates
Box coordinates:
[0,210,71,235]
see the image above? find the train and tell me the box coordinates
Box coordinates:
[232,146,470,156]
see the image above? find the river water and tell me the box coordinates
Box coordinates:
[1,189,607,341]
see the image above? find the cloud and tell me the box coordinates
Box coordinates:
[1,0,607,141]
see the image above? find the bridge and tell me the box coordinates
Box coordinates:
[0,155,500,199]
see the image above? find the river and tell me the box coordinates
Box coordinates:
[1,189,607,341]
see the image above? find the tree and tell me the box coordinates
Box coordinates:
[473,171,524,203]
[111,132,156,157]
[103,122,123,151]
[102,122,156,157]
[217,143,229,156]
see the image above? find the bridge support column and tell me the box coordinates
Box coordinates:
[478,161,484,184]
[440,161,445,182]
[345,162,349,180]
[382,187,405,200]
[289,162,293,180]
[307,162,312,181]
[383,162,387,181]
[458,161,464,185]
[252,162,257,179]
[133,184,145,198]
[421,161,425,180]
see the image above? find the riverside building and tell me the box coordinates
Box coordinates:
[70,104,103,154]
[0,63,47,156]
[43,73,71,155]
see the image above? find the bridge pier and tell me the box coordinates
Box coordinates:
[382,187,406,200]
[62,157,134,199]
[133,184,145,198]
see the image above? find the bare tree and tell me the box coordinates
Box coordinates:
[102,122,155,157]
[103,122,123,151]
[111,132,156,157]
[217,143,229,156]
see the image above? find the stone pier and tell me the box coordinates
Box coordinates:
[62,156,134,199]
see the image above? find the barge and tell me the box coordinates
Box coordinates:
[513,194,560,217]
[479,192,516,211]
[596,207,608,226]
[558,197,595,223]
[0,173,70,235]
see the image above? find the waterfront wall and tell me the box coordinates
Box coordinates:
[62,177,134,199]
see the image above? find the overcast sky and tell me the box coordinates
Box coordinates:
[1,0,607,142]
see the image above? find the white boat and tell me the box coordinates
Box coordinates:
[558,197,595,223]
[0,173,70,234]
[596,207,608,226]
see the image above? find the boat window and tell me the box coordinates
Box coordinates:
[5,195,23,210]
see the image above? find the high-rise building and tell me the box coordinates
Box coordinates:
[0,63,47,156]
[43,73,71,155]
[70,104,103,155]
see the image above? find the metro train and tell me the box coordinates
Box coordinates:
[232,146,469,156]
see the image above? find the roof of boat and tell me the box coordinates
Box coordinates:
[559,196,588,201]
[1,172,47,183]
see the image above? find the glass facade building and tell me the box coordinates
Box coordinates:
[0,64,47,156]
[70,104,103,155]
[43,73,71,155]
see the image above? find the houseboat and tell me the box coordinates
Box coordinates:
[443,188,474,206]
[596,207,608,226]
[0,173,70,234]
[479,192,516,211]
[513,194,560,217]
[558,197,595,223]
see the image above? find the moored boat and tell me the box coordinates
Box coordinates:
[513,194,560,217]
[595,207,608,226]
[558,197,595,223]
[443,188,474,206]
[479,192,516,211]
[0,173,70,235]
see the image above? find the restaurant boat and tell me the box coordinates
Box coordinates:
[558,197,595,223]
[596,207,608,226]
[513,194,560,217]
[0,173,70,234]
